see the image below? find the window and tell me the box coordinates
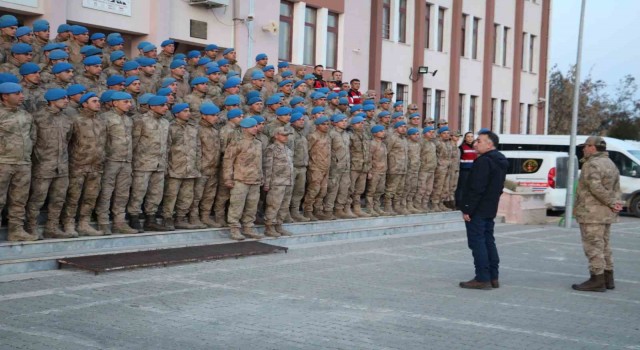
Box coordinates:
[278,1,293,61]
[326,12,339,69]
[437,7,445,52]
[527,104,534,134]
[423,88,432,119]
[461,14,467,57]
[396,84,408,105]
[500,99,508,133]
[519,103,526,133]
[502,26,509,66]
[491,98,497,129]
[529,35,536,73]
[425,3,432,49]
[521,33,527,70]
[469,95,478,132]
[399,0,407,43]
[458,93,465,129]
[493,24,499,64]
[382,0,391,40]
[471,17,479,59]
[381,80,391,94]
[434,89,445,123]
[303,7,317,66]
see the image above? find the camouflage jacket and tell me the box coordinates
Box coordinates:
[435,138,452,167]
[167,118,201,178]
[68,108,107,173]
[0,105,35,165]
[292,127,309,167]
[223,133,263,185]
[575,151,621,224]
[449,140,461,171]
[31,106,73,178]
[264,119,294,149]
[350,129,371,173]
[74,72,107,95]
[369,138,388,174]
[21,80,46,114]
[131,110,170,172]
[139,72,159,95]
[101,109,133,162]
[198,119,221,176]
[242,65,265,85]
[307,130,331,171]
[220,122,242,151]
[183,90,212,122]
[0,56,21,76]
[263,141,294,187]
[385,132,408,174]
[419,139,438,172]
[67,40,84,64]
[172,75,191,100]
[329,127,351,173]
[406,138,422,174]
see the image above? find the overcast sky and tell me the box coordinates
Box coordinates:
[551,0,640,97]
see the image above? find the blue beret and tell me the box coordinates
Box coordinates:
[278,79,293,87]
[423,126,435,133]
[378,111,391,118]
[290,113,303,123]
[317,87,330,94]
[187,50,201,59]
[248,97,262,105]
[197,57,211,66]
[57,23,70,33]
[107,32,122,40]
[171,103,189,114]
[70,25,88,35]
[83,55,102,66]
[266,95,281,105]
[49,49,68,60]
[90,33,105,41]
[100,90,115,103]
[190,76,209,86]
[327,92,339,99]
[276,106,292,116]
[379,98,390,103]
[394,121,407,128]
[293,80,306,89]
[281,71,293,78]
[66,84,87,96]
[338,91,348,97]
[278,61,289,68]
[124,76,139,86]
[353,112,366,119]
[311,92,326,100]
[315,116,329,125]
[393,101,404,107]
[52,62,74,74]
[204,44,218,51]
[363,104,375,111]
[19,62,40,76]
[44,88,67,102]
[371,125,385,134]
[438,126,450,134]
[350,104,363,113]
[246,90,260,100]
[228,109,243,119]
[138,93,155,105]
[79,45,97,55]
[136,41,151,50]
[303,74,315,80]
[351,116,365,124]
[111,92,132,101]
[16,26,31,38]
[174,53,186,60]
[206,66,220,74]
[363,100,375,105]
[170,60,186,69]
[148,95,168,106]
[331,114,347,123]
[142,44,157,53]
[262,65,275,72]
[79,92,97,105]
[200,103,220,115]
[407,128,419,135]
[0,82,22,94]
[251,71,265,80]
[107,75,125,86]
[311,106,324,115]
[43,43,60,52]
[0,15,18,29]
[289,96,304,106]
[338,97,349,105]
[107,36,124,46]
[0,73,19,84]
[156,87,172,96]
[410,113,421,119]
[255,53,268,61]
[32,19,49,32]
[293,106,306,114]
[392,112,404,119]
[110,50,126,62]
[478,127,490,133]
[84,46,102,57]
[223,77,241,89]
[161,77,176,88]
[161,39,175,47]
[223,48,234,55]
[224,95,241,106]
[217,58,229,66]
[239,117,257,128]
[11,43,32,54]
[137,57,157,67]
[251,115,265,123]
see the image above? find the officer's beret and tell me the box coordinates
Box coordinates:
[111,91,132,101]
[204,43,218,51]
[44,88,67,102]
[217,58,229,66]
[407,128,419,135]
[227,109,243,119]
[57,23,71,33]
[124,76,139,87]
[171,103,189,114]
[107,36,124,46]
[311,92,326,100]
[148,95,168,106]
[251,115,265,123]
[90,33,105,41]
[11,43,32,54]
[379,98,390,103]
[107,75,125,86]
[170,60,186,69]
[278,79,293,87]
[136,41,151,50]
[228,70,240,78]
[197,57,211,66]
[206,65,220,75]
[262,65,275,72]
[0,15,18,29]
[80,45,97,55]
[289,96,304,106]
[161,39,175,47]
[19,62,40,76]
[0,73,19,84]
[52,62,74,74]
[276,106,293,116]
[83,55,102,66]
[16,26,32,38]
[190,76,209,87]
[281,71,293,78]
[338,97,349,105]
[251,71,265,80]
[161,77,176,88]
[239,117,257,128]
[70,25,88,35]
[138,93,155,105]
[100,90,115,103]
[338,91,348,97]
[393,101,404,107]
[33,19,49,32]
[353,112,366,119]
[278,61,289,68]
[110,50,126,62]
[394,121,407,128]
[317,87,330,94]
[49,49,69,60]
[0,82,22,94]
[223,48,235,55]
[371,125,385,134]
[66,84,87,96]
[43,43,60,52]
[142,44,157,53]
[349,104,363,113]
[311,106,324,115]
[85,46,103,57]
[79,92,97,104]
[423,126,435,133]
[246,90,260,100]
[438,126,449,134]
[255,53,267,61]
[137,57,156,67]
[315,116,329,125]
[378,111,391,118]
[174,53,186,61]
[303,74,315,80]
[293,80,306,89]
[331,114,347,123]
[290,113,303,123]
[293,106,307,114]
[391,112,404,119]
[156,88,172,96]
[266,95,281,106]
[200,103,220,115]
[410,113,421,119]
[248,97,262,105]
[187,50,201,59]
[363,99,375,105]
[224,94,241,106]
[223,77,241,89]
[327,92,339,100]
[351,116,365,124]
[363,104,375,111]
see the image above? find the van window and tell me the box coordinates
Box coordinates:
[506,158,544,174]
[609,151,640,178]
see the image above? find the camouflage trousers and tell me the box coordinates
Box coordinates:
[384,174,406,201]
[324,170,351,211]
[579,223,613,275]
[27,176,69,223]
[63,171,102,223]
[265,185,292,225]
[96,161,132,224]
[162,177,195,219]
[289,167,307,212]
[416,170,435,205]
[227,181,260,228]
[214,172,230,218]
[403,172,419,203]
[303,167,329,212]
[349,171,368,206]
[366,172,386,202]
[127,171,165,216]
[0,164,31,225]
[190,173,218,218]
[449,169,460,201]
[431,163,450,203]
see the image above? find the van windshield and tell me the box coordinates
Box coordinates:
[609,151,640,178]
[628,150,640,160]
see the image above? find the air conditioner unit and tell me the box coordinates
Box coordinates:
[189,0,229,8]
[262,21,279,35]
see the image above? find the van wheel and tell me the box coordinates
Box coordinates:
[631,196,640,218]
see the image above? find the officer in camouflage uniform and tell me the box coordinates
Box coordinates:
[263,127,295,237]
[74,55,106,94]
[303,116,332,220]
[26,89,73,239]
[366,125,388,216]
[213,108,243,226]
[384,121,409,215]
[572,136,622,292]
[183,76,211,123]
[64,84,88,117]
[323,114,353,219]
[0,43,33,76]
[263,106,294,149]
[431,126,453,212]
[415,126,437,212]
[348,115,372,217]
[403,127,423,214]
[44,62,75,90]
[223,117,263,240]
[289,112,310,222]
[19,62,46,114]
[137,57,159,95]
[447,131,462,209]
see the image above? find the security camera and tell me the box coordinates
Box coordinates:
[247,14,255,21]
[537,97,546,103]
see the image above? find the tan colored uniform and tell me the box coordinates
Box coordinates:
[366,138,388,211]
[416,139,437,209]
[263,141,294,225]
[303,129,331,213]
[431,138,452,205]
[189,118,221,220]
[290,126,309,213]
[384,131,408,205]
[403,137,422,207]
[323,127,351,212]
[349,129,371,208]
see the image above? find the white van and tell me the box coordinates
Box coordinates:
[497,135,640,217]
[501,151,577,211]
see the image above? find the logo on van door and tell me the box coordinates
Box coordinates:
[522,159,539,173]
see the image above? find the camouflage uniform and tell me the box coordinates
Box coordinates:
[448,140,461,204]
[67,40,84,65]
[139,71,159,95]
[213,122,242,224]
[264,119,294,149]
[366,137,388,214]
[323,127,351,216]
[157,52,173,77]
[431,137,452,209]
[349,128,371,215]
[183,90,211,123]
[263,138,294,226]
[303,129,331,214]
[416,138,437,210]
[290,125,309,218]
[21,81,46,114]
[403,137,422,212]
[172,76,190,100]
[384,131,408,213]
[0,56,21,76]
[74,72,106,94]
[189,118,221,224]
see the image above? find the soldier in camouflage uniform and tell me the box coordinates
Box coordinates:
[183,76,211,123]
[44,62,75,90]
[572,136,622,292]
[415,126,437,212]
[103,50,126,78]
[166,60,190,100]
[289,112,310,222]
[26,89,73,239]
[263,106,294,149]
[19,62,46,114]
[242,53,268,84]
[64,84,88,117]
[263,127,295,237]
[62,92,106,237]
[206,65,223,100]
[213,108,244,225]
[348,115,372,217]
[0,43,33,76]
[223,117,263,240]
[74,55,106,94]
[161,104,203,230]
[366,125,388,216]
[303,116,332,220]
[0,15,18,63]
[0,82,37,241]
[384,121,409,215]
[126,96,172,232]
[322,114,353,219]
[431,126,453,212]
[137,57,159,95]
[403,128,423,214]
[447,131,462,209]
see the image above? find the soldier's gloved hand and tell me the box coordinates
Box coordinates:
[225,180,234,189]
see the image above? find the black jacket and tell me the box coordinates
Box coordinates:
[461,149,508,218]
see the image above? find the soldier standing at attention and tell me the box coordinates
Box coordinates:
[431,126,453,212]
[447,131,462,209]
[323,114,353,220]
[213,108,244,226]
[415,126,437,212]
[572,136,622,292]
[366,125,388,216]
[384,121,409,215]
[303,116,332,220]
[223,117,264,240]
[289,112,310,222]
[162,103,203,230]
[403,127,423,214]
[263,127,295,237]
[26,89,73,239]
[0,82,37,241]
[348,115,372,217]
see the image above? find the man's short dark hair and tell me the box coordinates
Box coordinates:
[482,131,500,147]
[596,144,606,152]
[314,65,324,69]
[332,70,342,77]
[350,78,360,84]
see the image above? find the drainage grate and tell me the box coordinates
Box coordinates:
[58,241,288,274]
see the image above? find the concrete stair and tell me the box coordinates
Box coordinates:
[0,211,464,276]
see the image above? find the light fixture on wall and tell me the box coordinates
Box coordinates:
[409,66,437,82]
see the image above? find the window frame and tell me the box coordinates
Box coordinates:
[502,26,510,67]
[303,6,318,66]
[469,95,478,132]
[529,34,536,73]
[461,13,467,57]
[437,7,446,52]
[399,0,407,43]
[278,1,294,62]
[471,17,479,59]
[382,0,391,40]
[425,3,432,49]
[326,11,339,69]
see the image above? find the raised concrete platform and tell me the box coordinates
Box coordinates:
[0,211,463,276]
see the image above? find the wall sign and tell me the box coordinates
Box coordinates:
[82,0,132,17]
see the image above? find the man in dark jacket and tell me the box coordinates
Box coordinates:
[459,131,508,290]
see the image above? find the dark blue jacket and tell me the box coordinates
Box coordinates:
[461,149,508,218]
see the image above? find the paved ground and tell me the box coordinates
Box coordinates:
[1,217,639,350]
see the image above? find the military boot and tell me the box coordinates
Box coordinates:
[163,218,175,231]
[394,200,410,215]
[229,227,244,240]
[263,225,280,237]
[79,218,105,236]
[365,197,379,217]
[430,201,442,212]
[352,203,371,217]
[98,224,112,236]
[174,216,200,230]
[275,224,293,236]
[200,214,223,228]
[572,274,606,292]
[129,214,144,233]
[214,211,228,227]
[188,214,207,229]
[112,221,139,234]
[315,210,334,220]
[63,220,79,237]
[25,217,39,237]
[335,208,351,219]
[7,223,38,242]
[304,211,318,221]
[406,201,422,214]
[44,220,75,239]
[439,202,452,212]
[290,208,310,222]
[604,270,615,289]
[144,216,172,232]
[383,198,396,216]
[283,212,294,224]
[373,199,385,216]
[241,226,264,239]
